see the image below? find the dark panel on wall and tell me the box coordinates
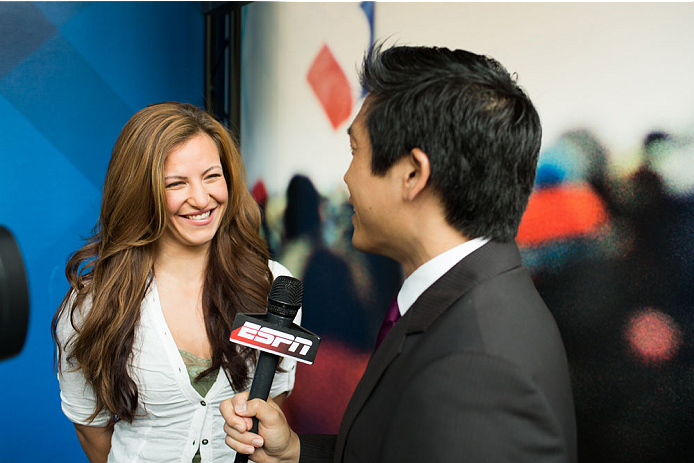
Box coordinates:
[204,2,245,141]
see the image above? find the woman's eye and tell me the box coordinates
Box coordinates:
[206,173,222,180]
[165,181,184,188]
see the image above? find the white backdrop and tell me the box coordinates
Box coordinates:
[240,2,694,195]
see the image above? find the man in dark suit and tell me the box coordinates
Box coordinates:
[221,44,577,463]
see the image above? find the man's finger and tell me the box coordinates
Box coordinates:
[220,394,253,433]
[225,433,257,456]
[243,398,285,427]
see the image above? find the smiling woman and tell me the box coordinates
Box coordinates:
[51,102,298,463]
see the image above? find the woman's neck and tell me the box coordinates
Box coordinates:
[153,241,213,359]
[153,240,209,284]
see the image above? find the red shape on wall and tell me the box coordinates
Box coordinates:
[307,44,353,130]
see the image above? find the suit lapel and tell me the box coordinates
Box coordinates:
[406,240,522,334]
[333,241,523,461]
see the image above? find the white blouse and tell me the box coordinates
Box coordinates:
[56,261,298,463]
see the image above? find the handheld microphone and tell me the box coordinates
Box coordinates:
[229,275,320,463]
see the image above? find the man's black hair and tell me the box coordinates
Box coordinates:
[359,43,542,242]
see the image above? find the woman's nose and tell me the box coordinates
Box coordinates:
[188,183,209,208]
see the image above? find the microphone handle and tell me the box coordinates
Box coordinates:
[234,351,279,463]
[249,351,280,428]
[234,311,291,463]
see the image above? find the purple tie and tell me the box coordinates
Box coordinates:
[374,296,401,350]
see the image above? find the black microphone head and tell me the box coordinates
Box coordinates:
[267,276,303,318]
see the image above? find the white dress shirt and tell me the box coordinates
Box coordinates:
[56,261,298,463]
[397,237,490,316]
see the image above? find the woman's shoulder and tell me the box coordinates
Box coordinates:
[55,289,93,342]
[268,260,293,279]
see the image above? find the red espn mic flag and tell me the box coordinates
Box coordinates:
[229,314,320,364]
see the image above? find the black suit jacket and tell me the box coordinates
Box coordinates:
[300,241,577,463]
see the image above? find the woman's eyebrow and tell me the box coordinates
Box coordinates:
[165,165,222,180]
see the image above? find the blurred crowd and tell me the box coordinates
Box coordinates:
[251,127,694,461]
[252,174,403,352]
[250,174,402,434]
[518,128,694,463]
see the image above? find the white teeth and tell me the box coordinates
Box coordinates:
[186,210,211,220]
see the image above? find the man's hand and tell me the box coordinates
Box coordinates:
[220,391,301,463]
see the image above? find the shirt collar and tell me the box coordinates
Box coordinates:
[397,237,490,316]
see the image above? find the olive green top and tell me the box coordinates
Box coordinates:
[180,350,215,463]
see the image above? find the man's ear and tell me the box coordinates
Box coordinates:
[403,148,431,202]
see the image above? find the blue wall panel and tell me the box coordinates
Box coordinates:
[0,2,203,460]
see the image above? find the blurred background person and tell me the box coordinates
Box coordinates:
[280,174,367,348]
[277,174,370,433]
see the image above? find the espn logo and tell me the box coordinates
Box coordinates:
[229,313,320,364]
[237,322,313,356]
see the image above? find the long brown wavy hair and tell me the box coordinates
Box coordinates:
[52,102,271,423]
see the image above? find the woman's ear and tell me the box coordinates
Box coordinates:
[403,148,431,202]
